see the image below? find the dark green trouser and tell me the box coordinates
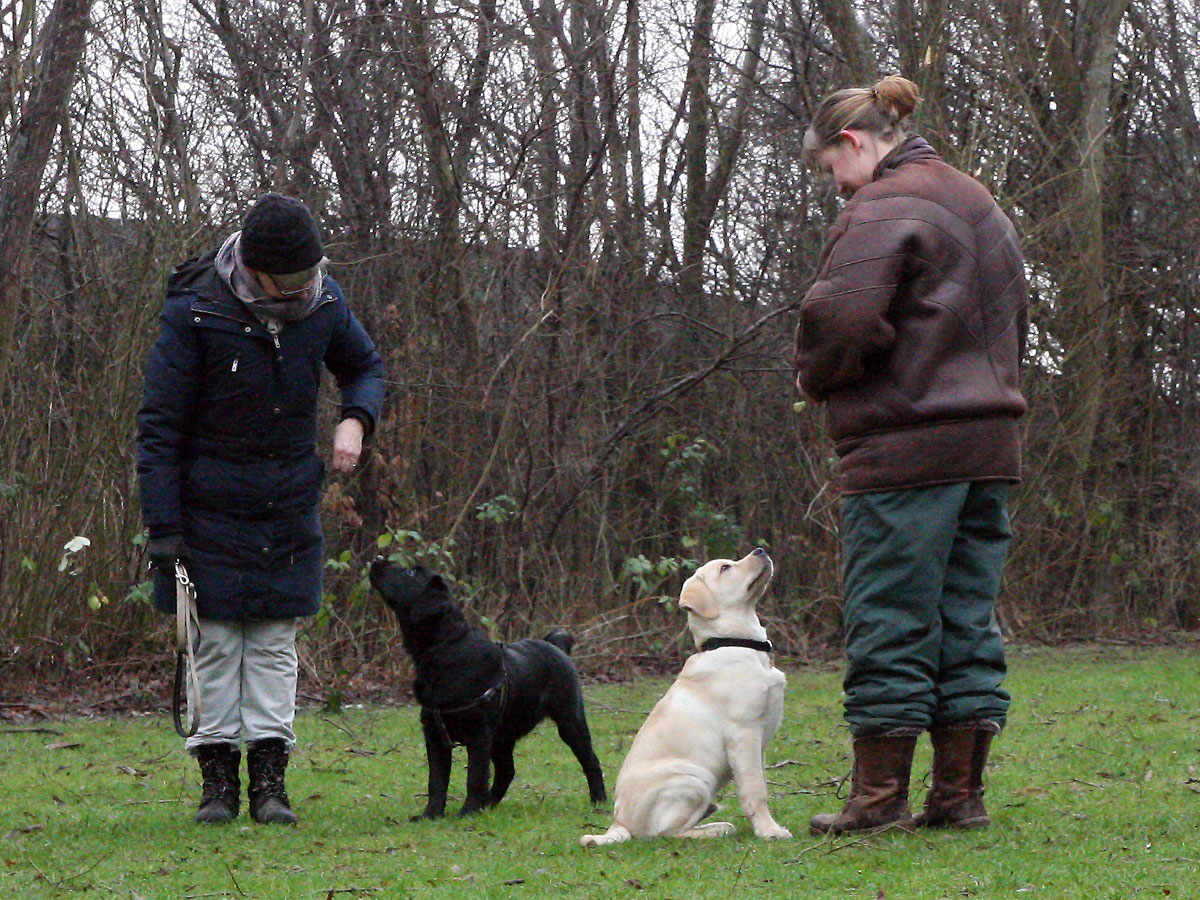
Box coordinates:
[840,481,1012,736]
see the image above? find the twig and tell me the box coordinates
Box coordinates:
[0,727,64,735]
[587,700,644,716]
[27,849,114,889]
[224,861,246,897]
[732,845,753,889]
[1072,743,1116,757]
[783,838,835,863]
[319,716,357,739]
[818,824,931,855]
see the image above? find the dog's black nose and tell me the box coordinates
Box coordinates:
[752,547,765,556]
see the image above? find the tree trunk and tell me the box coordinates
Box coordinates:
[679,0,715,304]
[814,0,875,84]
[0,0,90,400]
[680,0,766,304]
[1041,0,1131,474]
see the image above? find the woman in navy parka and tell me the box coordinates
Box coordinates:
[137,194,384,825]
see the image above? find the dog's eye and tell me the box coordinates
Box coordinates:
[719,564,731,573]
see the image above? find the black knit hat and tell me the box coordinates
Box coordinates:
[240,193,324,275]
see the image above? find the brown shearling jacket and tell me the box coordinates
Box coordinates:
[794,137,1027,494]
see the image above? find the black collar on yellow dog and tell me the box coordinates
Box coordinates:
[701,637,773,653]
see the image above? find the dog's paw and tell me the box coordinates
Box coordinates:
[675,821,735,839]
[758,824,793,840]
[410,810,444,822]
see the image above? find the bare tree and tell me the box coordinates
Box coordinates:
[679,0,768,303]
[0,0,90,398]
[4,0,1200,678]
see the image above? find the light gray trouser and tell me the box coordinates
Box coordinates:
[184,618,298,754]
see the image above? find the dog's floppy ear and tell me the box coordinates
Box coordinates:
[679,576,719,619]
[407,574,452,624]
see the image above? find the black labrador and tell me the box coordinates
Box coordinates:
[369,559,607,818]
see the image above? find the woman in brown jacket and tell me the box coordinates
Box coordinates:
[794,76,1027,835]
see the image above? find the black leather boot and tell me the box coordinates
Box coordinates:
[246,738,298,825]
[195,743,241,824]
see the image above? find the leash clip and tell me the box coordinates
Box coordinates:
[173,561,197,601]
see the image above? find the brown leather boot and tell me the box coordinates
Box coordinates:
[914,719,1000,829]
[809,731,919,835]
[195,743,241,824]
[247,738,299,825]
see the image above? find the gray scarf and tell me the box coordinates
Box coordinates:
[215,232,325,325]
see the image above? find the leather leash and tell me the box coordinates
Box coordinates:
[172,561,202,737]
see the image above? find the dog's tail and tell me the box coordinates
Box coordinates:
[543,627,574,655]
[580,824,631,848]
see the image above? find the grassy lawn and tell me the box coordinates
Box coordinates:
[3,645,1198,899]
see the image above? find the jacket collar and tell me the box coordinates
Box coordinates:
[169,243,335,327]
[216,232,327,324]
[873,135,940,181]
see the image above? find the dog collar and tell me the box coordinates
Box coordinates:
[701,637,773,653]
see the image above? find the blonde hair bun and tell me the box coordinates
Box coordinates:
[872,75,921,121]
[802,73,921,167]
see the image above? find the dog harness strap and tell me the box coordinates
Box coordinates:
[429,662,510,747]
[701,637,773,653]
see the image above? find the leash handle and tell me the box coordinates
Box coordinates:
[172,561,202,738]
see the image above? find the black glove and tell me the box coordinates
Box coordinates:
[147,534,189,574]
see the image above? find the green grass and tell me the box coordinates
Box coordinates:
[3,645,1198,899]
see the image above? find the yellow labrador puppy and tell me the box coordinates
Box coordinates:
[581,549,791,846]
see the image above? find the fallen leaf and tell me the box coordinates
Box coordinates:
[116,765,148,777]
[45,741,81,751]
[4,825,45,839]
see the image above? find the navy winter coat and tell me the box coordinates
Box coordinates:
[137,251,385,620]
